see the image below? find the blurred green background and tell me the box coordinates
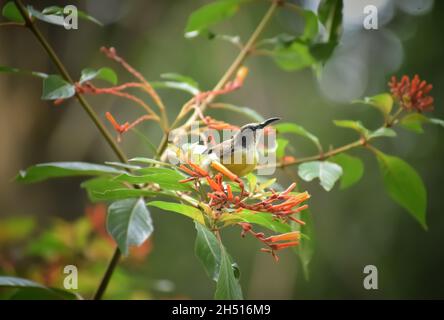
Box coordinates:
[0,0,443,299]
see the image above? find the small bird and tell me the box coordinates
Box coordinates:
[207,117,281,177]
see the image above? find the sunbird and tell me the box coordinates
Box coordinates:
[206,117,281,177]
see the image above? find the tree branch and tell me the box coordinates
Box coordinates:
[258,139,367,170]
[14,0,127,163]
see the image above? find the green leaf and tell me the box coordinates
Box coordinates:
[354,93,393,116]
[276,138,289,159]
[429,118,444,128]
[161,73,199,89]
[194,222,222,281]
[41,6,102,26]
[104,161,141,171]
[309,41,338,62]
[0,65,48,78]
[80,67,118,85]
[400,113,429,134]
[41,75,75,100]
[287,6,318,41]
[298,161,343,191]
[333,120,369,137]
[185,0,242,38]
[368,127,397,139]
[273,42,315,71]
[106,198,154,255]
[0,276,44,288]
[81,177,126,202]
[8,287,78,300]
[151,72,200,95]
[313,0,343,61]
[26,5,102,27]
[275,122,321,152]
[128,157,173,167]
[330,153,364,189]
[2,2,24,23]
[222,210,291,234]
[214,244,243,300]
[300,10,319,41]
[27,6,65,26]
[375,151,427,229]
[318,0,343,44]
[293,209,315,280]
[210,103,265,122]
[17,162,124,184]
[148,201,205,225]
[0,276,78,300]
[91,188,159,202]
[151,80,200,95]
[116,168,192,191]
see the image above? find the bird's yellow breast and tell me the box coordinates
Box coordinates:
[220,151,257,177]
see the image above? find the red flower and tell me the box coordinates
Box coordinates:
[389,75,434,112]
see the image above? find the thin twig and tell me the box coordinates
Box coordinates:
[92,247,121,300]
[259,139,366,170]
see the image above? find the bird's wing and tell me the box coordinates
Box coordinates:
[207,139,235,159]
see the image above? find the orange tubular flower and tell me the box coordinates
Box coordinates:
[210,162,243,187]
[226,184,233,201]
[188,162,209,177]
[389,75,434,112]
[179,164,198,177]
[206,176,223,192]
[264,231,301,243]
[268,241,300,251]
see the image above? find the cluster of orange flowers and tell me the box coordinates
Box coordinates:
[389,74,434,112]
[179,161,310,259]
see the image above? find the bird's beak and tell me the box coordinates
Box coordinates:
[257,117,281,129]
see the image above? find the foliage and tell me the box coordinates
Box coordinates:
[0,209,155,299]
[0,0,441,300]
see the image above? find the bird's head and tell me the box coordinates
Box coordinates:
[235,117,281,148]
[239,117,281,132]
